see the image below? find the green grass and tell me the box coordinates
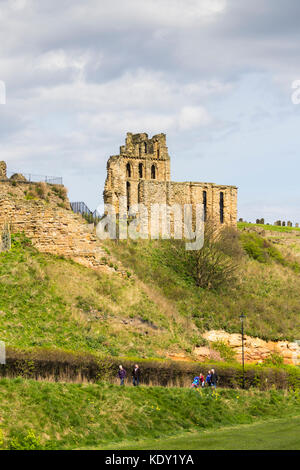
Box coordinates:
[238,222,300,233]
[1,229,300,360]
[0,234,193,358]
[101,416,300,450]
[105,237,300,342]
[0,378,299,450]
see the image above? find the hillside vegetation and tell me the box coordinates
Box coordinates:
[0,378,299,450]
[0,234,201,357]
[105,224,300,343]
[0,224,300,360]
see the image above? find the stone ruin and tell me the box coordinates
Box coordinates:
[104,132,238,228]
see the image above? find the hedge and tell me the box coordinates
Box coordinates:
[0,347,299,390]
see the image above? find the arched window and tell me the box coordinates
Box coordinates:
[220,192,224,224]
[126,163,131,178]
[157,148,160,158]
[139,163,144,178]
[203,191,207,222]
[127,181,131,211]
[151,165,156,179]
[144,142,147,154]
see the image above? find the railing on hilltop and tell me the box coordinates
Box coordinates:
[70,202,102,224]
[6,171,63,185]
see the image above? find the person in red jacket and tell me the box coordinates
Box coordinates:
[200,373,205,388]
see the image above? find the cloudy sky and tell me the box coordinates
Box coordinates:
[1,0,300,223]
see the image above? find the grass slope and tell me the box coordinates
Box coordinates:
[0,378,299,450]
[104,416,300,450]
[238,221,300,233]
[0,234,200,357]
[1,227,300,360]
[105,233,300,342]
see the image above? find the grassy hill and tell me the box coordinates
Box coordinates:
[105,225,300,343]
[0,234,201,358]
[0,223,300,361]
[0,378,299,450]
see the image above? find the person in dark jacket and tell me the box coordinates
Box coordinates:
[210,368,218,388]
[118,365,126,386]
[205,370,212,387]
[132,364,141,386]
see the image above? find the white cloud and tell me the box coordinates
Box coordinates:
[0,0,299,219]
[178,106,211,130]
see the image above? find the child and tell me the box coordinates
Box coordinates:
[200,373,205,387]
[191,375,200,388]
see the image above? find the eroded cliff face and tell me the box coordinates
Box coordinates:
[198,330,300,365]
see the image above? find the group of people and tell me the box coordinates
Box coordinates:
[118,364,218,389]
[191,369,218,389]
[118,364,140,386]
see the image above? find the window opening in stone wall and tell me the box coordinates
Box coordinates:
[220,192,224,224]
[127,181,131,211]
[151,165,156,179]
[139,163,144,178]
[126,163,131,178]
[203,190,207,222]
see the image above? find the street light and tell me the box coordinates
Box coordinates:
[240,314,246,389]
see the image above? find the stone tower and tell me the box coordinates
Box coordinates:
[104,132,171,211]
[104,133,238,227]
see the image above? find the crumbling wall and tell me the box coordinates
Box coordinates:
[0,161,7,179]
[0,177,110,270]
[104,133,238,228]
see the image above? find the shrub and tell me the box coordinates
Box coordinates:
[263,353,284,367]
[7,430,42,450]
[35,182,49,200]
[1,347,299,390]
[185,222,240,289]
[211,341,237,362]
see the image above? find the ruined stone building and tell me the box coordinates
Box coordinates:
[104,133,238,228]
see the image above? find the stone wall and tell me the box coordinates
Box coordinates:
[0,179,110,271]
[104,133,238,228]
[140,180,237,226]
[0,161,7,179]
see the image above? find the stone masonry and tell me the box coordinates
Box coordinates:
[104,133,238,228]
[0,164,110,271]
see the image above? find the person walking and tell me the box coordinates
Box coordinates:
[118,365,126,386]
[205,370,212,387]
[210,368,218,389]
[200,373,205,388]
[132,364,141,386]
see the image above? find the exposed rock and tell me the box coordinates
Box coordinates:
[202,330,300,365]
[10,173,27,182]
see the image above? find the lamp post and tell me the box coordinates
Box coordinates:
[240,314,246,389]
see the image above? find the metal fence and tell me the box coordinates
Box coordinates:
[70,202,102,223]
[6,171,63,185]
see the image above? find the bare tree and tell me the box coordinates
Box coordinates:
[185,221,241,289]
